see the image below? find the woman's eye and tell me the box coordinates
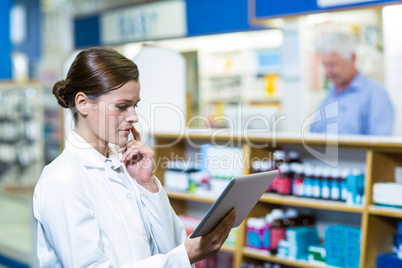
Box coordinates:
[117,105,127,110]
[134,104,139,108]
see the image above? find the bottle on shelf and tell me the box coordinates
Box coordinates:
[262,160,274,192]
[284,208,301,228]
[269,209,286,255]
[340,167,350,202]
[321,166,332,200]
[271,150,287,194]
[246,217,265,249]
[273,150,287,169]
[312,165,323,199]
[330,167,341,201]
[292,163,304,197]
[303,164,314,198]
[300,209,315,227]
[288,151,301,164]
[252,160,261,174]
[262,214,272,251]
[276,163,292,195]
[346,167,365,205]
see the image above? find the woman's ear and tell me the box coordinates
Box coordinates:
[75,92,92,116]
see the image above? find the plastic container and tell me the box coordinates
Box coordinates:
[270,209,286,254]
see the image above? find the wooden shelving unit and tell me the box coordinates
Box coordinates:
[259,193,364,213]
[152,131,402,268]
[242,247,329,268]
[165,190,216,204]
[368,205,402,219]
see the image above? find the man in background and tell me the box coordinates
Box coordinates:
[310,31,394,135]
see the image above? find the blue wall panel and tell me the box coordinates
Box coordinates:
[186,0,261,36]
[14,0,42,78]
[255,0,401,19]
[74,15,100,48]
[0,0,12,79]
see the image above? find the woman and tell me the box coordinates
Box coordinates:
[33,47,237,267]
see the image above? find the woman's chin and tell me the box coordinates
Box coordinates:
[113,135,129,146]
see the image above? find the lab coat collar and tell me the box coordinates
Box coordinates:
[105,148,124,171]
[65,131,123,171]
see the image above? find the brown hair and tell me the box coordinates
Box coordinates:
[53,47,139,120]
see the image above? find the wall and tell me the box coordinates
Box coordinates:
[0,0,12,79]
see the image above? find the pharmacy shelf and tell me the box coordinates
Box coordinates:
[368,205,402,218]
[154,132,402,268]
[166,190,216,204]
[166,190,365,213]
[242,247,326,268]
[260,193,364,213]
[152,131,402,150]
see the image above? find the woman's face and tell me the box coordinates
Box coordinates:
[86,80,140,147]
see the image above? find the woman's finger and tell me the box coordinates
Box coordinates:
[206,209,237,240]
[131,125,141,142]
[122,148,141,163]
[118,139,142,153]
[121,146,139,162]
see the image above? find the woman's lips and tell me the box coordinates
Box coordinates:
[120,129,131,135]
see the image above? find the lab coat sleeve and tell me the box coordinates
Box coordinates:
[367,89,394,135]
[34,174,112,268]
[34,173,192,268]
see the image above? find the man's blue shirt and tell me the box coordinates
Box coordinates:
[310,72,394,135]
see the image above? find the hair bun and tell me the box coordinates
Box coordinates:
[52,80,69,108]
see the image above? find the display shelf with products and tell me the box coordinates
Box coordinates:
[0,82,45,190]
[259,193,364,213]
[195,30,284,131]
[152,131,402,268]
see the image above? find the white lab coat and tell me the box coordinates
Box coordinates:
[33,132,192,268]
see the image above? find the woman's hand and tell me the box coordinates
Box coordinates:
[118,125,158,193]
[184,209,238,264]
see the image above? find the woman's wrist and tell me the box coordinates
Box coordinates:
[138,175,159,193]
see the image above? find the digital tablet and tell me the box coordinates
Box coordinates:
[189,170,278,238]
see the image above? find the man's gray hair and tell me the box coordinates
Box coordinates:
[316,32,356,60]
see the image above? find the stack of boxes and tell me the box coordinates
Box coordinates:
[277,227,320,260]
[325,225,361,268]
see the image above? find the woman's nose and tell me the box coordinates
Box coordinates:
[126,107,138,123]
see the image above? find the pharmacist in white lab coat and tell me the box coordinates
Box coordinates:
[33,47,237,268]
